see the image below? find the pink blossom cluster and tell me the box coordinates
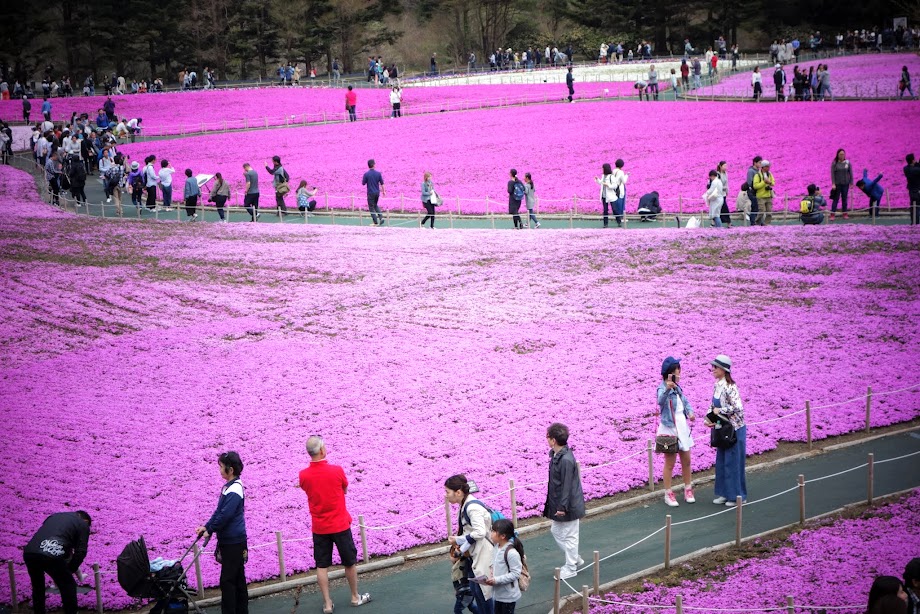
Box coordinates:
[587,490,920,613]
[696,52,920,99]
[1,164,919,606]
[1,81,638,136]
[117,99,920,213]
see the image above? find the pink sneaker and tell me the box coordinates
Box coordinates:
[684,488,696,503]
[664,491,679,507]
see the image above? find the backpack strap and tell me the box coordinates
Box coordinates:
[461,499,491,528]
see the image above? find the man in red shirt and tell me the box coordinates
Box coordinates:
[299,436,371,613]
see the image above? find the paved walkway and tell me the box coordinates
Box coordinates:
[234,429,919,614]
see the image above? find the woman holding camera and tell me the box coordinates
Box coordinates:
[656,357,695,507]
[445,474,494,614]
[705,355,747,506]
[196,452,248,614]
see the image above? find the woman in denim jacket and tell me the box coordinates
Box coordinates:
[657,356,696,507]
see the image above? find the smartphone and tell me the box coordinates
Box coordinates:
[668,374,674,382]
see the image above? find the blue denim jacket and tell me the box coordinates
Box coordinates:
[657,382,694,428]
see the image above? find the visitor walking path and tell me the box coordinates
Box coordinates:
[226,428,919,614]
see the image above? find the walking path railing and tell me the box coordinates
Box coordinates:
[10,153,915,229]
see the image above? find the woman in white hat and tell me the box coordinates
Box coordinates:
[704,354,747,506]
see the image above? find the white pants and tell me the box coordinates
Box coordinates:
[550,519,581,572]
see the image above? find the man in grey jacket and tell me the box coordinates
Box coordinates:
[543,422,586,580]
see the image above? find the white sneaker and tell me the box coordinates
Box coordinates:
[725,499,746,507]
[106,197,111,203]
[576,556,585,567]
[559,567,578,580]
[713,496,727,505]
[664,491,679,507]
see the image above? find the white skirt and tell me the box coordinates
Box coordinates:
[657,410,694,451]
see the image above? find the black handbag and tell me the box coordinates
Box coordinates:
[710,418,737,449]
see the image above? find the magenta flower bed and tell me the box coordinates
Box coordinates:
[587,490,920,613]
[1,164,919,607]
[0,81,640,136]
[695,52,920,99]
[118,99,920,213]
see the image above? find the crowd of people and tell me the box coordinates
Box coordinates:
[19,111,920,229]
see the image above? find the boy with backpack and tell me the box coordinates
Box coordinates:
[855,169,884,218]
[799,184,825,225]
[507,169,526,229]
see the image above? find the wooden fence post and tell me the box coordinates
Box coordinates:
[509,479,517,526]
[275,531,286,581]
[445,496,452,539]
[8,560,17,612]
[358,516,369,563]
[664,515,672,569]
[798,475,805,525]
[865,386,872,433]
[582,585,590,613]
[786,595,795,614]
[647,439,655,491]
[553,568,561,614]
[93,563,103,614]
[676,594,684,614]
[194,545,204,597]
[867,453,875,505]
[735,496,743,546]
[805,401,812,450]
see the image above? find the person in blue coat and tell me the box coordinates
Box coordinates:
[855,169,884,218]
[197,451,248,614]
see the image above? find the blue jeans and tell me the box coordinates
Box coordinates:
[527,208,538,225]
[161,184,172,208]
[715,425,747,502]
[614,197,625,225]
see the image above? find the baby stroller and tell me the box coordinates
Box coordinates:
[117,535,206,614]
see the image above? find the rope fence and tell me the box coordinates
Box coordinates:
[554,449,920,613]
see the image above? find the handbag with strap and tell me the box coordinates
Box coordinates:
[276,181,290,196]
[430,189,442,206]
[655,435,678,454]
[709,416,737,449]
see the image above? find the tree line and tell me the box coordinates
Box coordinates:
[0,0,906,84]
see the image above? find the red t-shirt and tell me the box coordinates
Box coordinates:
[298,460,352,534]
[345,90,357,106]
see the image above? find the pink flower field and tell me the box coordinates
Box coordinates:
[118,99,920,213]
[586,490,920,613]
[1,164,919,607]
[694,52,920,99]
[1,81,641,136]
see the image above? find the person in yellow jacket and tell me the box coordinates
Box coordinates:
[752,160,776,225]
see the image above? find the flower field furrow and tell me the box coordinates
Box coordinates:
[1,164,919,606]
[114,99,920,214]
[587,490,920,613]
